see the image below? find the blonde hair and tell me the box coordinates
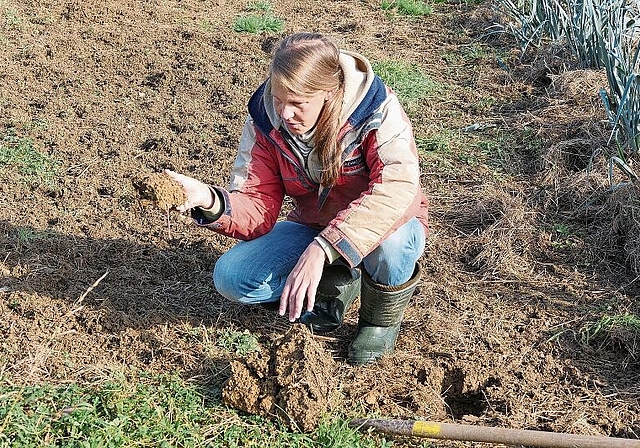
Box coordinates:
[270,33,345,186]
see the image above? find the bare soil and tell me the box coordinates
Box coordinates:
[1,0,639,445]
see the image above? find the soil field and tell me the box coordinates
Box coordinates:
[1,0,639,446]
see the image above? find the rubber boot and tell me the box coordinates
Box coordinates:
[299,264,360,333]
[348,264,421,365]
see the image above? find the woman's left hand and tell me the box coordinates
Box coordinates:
[279,240,326,322]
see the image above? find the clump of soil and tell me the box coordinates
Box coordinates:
[135,173,187,211]
[222,324,337,432]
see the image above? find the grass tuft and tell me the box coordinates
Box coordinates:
[233,1,283,34]
[16,227,36,244]
[0,128,60,185]
[233,14,283,34]
[216,329,260,355]
[247,0,272,12]
[580,312,640,346]
[381,0,433,16]
[4,8,23,27]
[372,60,444,108]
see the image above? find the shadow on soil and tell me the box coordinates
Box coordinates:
[0,219,227,330]
[0,218,352,348]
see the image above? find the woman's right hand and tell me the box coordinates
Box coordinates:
[164,169,214,212]
[279,240,326,322]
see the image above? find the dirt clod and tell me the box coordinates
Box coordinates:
[222,325,337,432]
[135,173,187,211]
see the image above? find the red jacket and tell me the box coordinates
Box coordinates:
[194,51,429,268]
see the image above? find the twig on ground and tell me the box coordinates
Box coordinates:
[69,271,110,314]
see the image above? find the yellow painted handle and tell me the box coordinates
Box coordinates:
[413,421,442,437]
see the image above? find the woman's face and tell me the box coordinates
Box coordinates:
[271,83,329,135]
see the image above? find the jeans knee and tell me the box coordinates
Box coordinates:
[212,261,243,303]
[363,218,426,286]
[212,257,279,305]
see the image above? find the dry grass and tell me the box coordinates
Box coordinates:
[441,185,540,279]
[549,69,609,105]
[593,183,640,273]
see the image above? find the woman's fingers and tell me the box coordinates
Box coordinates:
[288,284,303,322]
[279,284,290,316]
[279,242,325,321]
[306,282,317,313]
[164,170,192,211]
[163,169,213,210]
[279,278,306,322]
[164,169,184,184]
[287,282,312,322]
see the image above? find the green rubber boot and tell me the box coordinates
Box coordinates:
[299,264,361,333]
[348,264,421,365]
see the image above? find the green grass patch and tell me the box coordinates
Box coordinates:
[233,14,283,33]
[472,126,543,174]
[216,329,260,355]
[372,60,444,108]
[548,222,583,251]
[416,132,454,155]
[471,96,498,113]
[7,227,55,250]
[233,1,283,33]
[552,222,571,237]
[4,8,23,27]
[580,312,640,346]
[440,50,463,66]
[15,227,38,245]
[0,371,386,447]
[381,0,433,16]
[415,130,466,174]
[0,128,59,185]
[461,42,492,61]
[0,373,214,447]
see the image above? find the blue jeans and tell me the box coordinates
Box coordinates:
[213,219,426,305]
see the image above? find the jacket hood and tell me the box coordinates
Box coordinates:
[248,50,388,137]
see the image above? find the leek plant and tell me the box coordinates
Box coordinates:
[495,0,631,68]
[496,0,568,52]
[496,0,640,167]
[599,14,640,155]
